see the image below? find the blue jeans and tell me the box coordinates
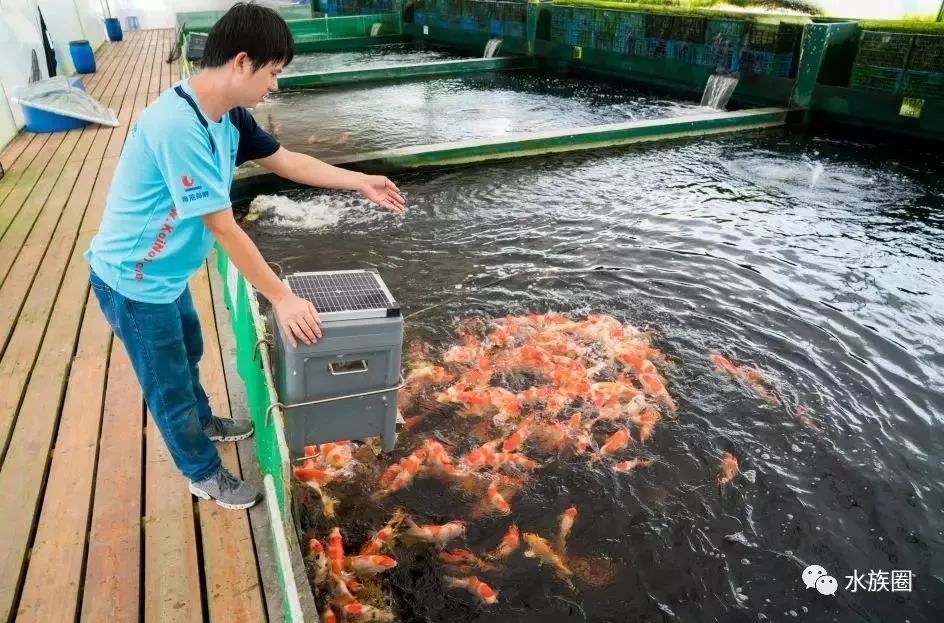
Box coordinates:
[90,270,221,481]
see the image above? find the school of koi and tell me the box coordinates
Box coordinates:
[293,312,783,621]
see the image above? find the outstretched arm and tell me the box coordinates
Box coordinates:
[257,147,406,213]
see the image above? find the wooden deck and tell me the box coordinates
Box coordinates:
[0,30,278,622]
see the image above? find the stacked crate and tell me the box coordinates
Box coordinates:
[849,31,912,93]
[738,22,800,78]
[904,35,944,99]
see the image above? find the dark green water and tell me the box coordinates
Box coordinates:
[249,129,944,622]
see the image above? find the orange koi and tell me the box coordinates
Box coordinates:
[444,575,499,605]
[438,548,494,571]
[636,407,661,443]
[613,457,653,472]
[593,427,631,460]
[320,606,338,623]
[461,440,500,471]
[322,441,352,469]
[523,533,574,588]
[405,518,466,547]
[293,462,334,485]
[491,452,539,471]
[710,353,779,405]
[502,417,533,452]
[406,364,453,385]
[327,527,345,576]
[638,372,677,413]
[517,386,554,405]
[344,555,398,576]
[489,524,520,559]
[342,602,396,622]
[443,336,482,365]
[718,451,739,485]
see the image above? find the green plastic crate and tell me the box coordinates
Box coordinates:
[908,34,944,73]
[855,30,913,69]
[849,64,904,93]
[903,70,944,99]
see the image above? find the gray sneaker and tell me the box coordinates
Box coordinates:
[204,415,254,442]
[189,466,261,510]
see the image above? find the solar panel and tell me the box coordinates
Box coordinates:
[284,270,400,321]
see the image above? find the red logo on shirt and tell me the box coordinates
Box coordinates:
[181,175,195,188]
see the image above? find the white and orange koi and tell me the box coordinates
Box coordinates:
[635,407,661,443]
[374,447,427,497]
[359,509,406,556]
[613,457,653,472]
[480,479,511,515]
[501,417,534,452]
[321,441,352,469]
[461,440,500,471]
[342,602,396,622]
[327,527,345,577]
[406,364,453,385]
[557,506,577,553]
[443,575,499,605]
[320,605,338,623]
[490,452,539,472]
[344,555,398,576]
[489,524,521,560]
[405,518,466,547]
[308,538,328,586]
[710,353,779,405]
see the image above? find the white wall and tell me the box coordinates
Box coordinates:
[0,0,47,147]
[107,0,306,30]
[812,0,942,19]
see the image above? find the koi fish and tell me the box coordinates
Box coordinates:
[308,538,328,586]
[523,532,574,588]
[557,506,577,553]
[375,447,427,497]
[481,479,511,515]
[342,602,396,622]
[438,548,494,571]
[718,451,739,485]
[592,427,631,461]
[635,407,661,443]
[405,518,466,547]
[638,372,677,413]
[489,524,520,559]
[327,527,345,576]
[359,509,406,556]
[502,417,533,452]
[320,441,352,469]
[710,353,779,405]
[293,461,334,485]
[344,555,397,576]
[320,606,338,623]
[443,575,499,605]
[406,364,453,385]
[613,457,652,472]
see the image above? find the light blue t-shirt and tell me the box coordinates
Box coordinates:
[85,79,279,304]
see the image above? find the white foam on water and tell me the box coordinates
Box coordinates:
[247,193,382,230]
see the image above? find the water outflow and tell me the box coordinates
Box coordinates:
[700,74,739,110]
[483,38,502,58]
[370,22,382,37]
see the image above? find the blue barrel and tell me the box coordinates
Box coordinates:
[69,40,96,73]
[104,17,123,42]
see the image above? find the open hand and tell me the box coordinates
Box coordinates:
[274,293,322,347]
[358,175,406,214]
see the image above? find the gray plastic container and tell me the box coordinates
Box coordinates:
[272,313,403,456]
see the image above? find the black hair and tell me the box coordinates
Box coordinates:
[201,2,294,70]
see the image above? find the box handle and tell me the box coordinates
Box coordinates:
[328,359,368,375]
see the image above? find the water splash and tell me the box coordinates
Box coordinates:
[246,193,379,230]
[808,161,824,189]
[483,38,502,59]
[700,74,739,110]
[370,22,382,37]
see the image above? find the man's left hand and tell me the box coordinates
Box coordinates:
[358,175,406,214]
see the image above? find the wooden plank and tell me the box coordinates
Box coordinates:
[191,262,266,622]
[0,128,84,286]
[81,341,143,623]
[0,154,116,621]
[0,133,40,172]
[14,292,111,622]
[144,412,203,623]
[0,133,52,208]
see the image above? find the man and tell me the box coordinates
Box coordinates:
[85,2,405,510]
